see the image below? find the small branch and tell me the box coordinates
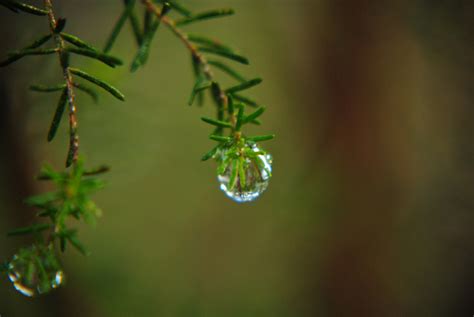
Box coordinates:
[141,0,238,136]
[44,0,79,167]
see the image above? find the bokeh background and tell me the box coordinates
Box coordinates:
[1,0,473,316]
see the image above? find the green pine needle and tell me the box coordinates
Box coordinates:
[61,32,98,51]
[66,231,90,256]
[246,134,275,142]
[143,9,153,34]
[73,83,99,103]
[176,9,234,26]
[201,117,233,128]
[83,165,110,176]
[69,68,125,101]
[227,94,235,114]
[25,34,53,50]
[30,84,66,92]
[238,157,246,189]
[0,0,48,15]
[208,60,246,82]
[233,93,258,107]
[243,106,265,124]
[127,1,143,46]
[7,223,51,236]
[104,0,137,52]
[201,145,219,161]
[209,135,232,142]
[24,192,60,207]
[188,34,234,53]
[191,55,205,106]
[198,46,249,65]
[0,48,57,67]
[228,159,239,190]
[47,89,68,142]
[130,2,170,72]
[156,0,191,17]
[65,47,123,68]
[0,0,19,12]
[188,77,212,106]
[225,78,262,94]
[235,103,245,132]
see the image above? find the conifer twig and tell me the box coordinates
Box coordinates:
[44,0,79,167]
[141,0,236,135]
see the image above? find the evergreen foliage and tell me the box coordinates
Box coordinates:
[0,0,274,296]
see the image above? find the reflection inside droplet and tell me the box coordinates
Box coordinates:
[7,245,65,297]
[9,269,35,297]
[217,143,272,203]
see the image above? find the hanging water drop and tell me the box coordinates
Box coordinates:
[7,245,64,297]
[216,142,272,202]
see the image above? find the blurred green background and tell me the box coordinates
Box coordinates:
[0,1,473,316]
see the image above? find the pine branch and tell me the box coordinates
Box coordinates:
[141,0,231,130]
[4,159,107,295]
[0,0,126,166]
[43,0,80,167]
[138,1,275,205]
[139,0,271,146]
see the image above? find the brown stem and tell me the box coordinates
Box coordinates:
[42,0,80,245]
[44,0,79,167]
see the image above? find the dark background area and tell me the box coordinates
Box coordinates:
[1,1,473,316]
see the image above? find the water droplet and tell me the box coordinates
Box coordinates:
[7,245,65,297]
[217,142,272,202]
